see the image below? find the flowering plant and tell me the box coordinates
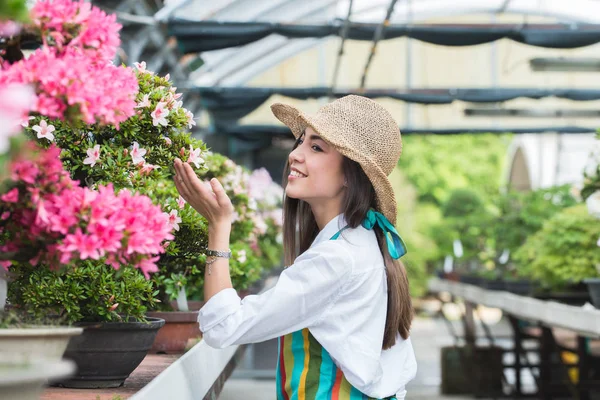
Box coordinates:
[1,0,284,318]
[0,0,178,322]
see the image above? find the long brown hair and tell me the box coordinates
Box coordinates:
[281,152,413,349]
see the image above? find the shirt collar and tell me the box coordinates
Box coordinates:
[310,213,347,248]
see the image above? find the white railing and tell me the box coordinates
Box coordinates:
[429,278,600,338]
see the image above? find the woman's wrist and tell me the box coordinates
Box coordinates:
[208,221,231,250]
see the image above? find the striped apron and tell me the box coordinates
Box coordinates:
[275,328,397,400]
[275,221,399,400]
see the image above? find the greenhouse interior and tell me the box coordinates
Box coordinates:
[2,0,600,399]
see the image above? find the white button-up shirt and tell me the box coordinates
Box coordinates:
[198,214,417,399]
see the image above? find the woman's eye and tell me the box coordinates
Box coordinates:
[311,145,322,152]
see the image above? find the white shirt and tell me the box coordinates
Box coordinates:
[198,214,417,399]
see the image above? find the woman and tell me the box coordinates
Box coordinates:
[173,95,417,400]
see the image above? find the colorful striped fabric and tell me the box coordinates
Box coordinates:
[275,328,397,400]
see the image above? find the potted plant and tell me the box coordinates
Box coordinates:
[1,143,169,388]
[492,185,577,295]
[513,205,600,306]
[0,3,80,396]
[0,0,173,388]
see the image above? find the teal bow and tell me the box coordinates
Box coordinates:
[362,209,407,259]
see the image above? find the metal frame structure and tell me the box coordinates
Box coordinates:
[169,0,600,86]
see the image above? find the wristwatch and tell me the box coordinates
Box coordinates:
[205,249,232,258]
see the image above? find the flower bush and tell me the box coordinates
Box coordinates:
[0,142,173,277]
[0,0,284,320]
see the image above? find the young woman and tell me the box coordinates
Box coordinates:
[173,95,417,400]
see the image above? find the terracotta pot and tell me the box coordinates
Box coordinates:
[146,311,201,354]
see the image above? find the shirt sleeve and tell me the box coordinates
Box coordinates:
[198,240,354,349]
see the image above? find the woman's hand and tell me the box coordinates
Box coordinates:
[173,158,234,229]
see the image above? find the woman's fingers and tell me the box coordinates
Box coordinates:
[173,159,221,214]
[210,178,230,208]
[174,173,190,200]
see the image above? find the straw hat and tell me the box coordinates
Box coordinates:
[271,95,402,225]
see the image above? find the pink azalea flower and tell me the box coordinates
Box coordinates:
[135,94,151,109]
[0,84,34,152]
[151,101,169,127]
[130,141,146,165]
[177,196,186,209]
[140,162,160,175]
[2,144,172,279]
[61,229,102,260]
[0,21,21,37]
[136,255,160,279]
[163,137,172,146]
[0,188,19,203]
[164,209,182,231]
[10,161,39,184]
[32,0,121,62]
[0,48,138,128]
[83,144,101,167]
[187,145,204,168]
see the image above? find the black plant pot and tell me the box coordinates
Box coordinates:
[55,317,165,388]
[533,282,591,306]
[505,279,536,296]
[481,279,506,291]
[458,274,481,286]
[584,278,600,309]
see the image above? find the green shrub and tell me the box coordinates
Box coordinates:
[514,205,600,288]
[8,261,158,324]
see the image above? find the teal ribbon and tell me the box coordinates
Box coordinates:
[361,209,407,259]
[329,210,407,259]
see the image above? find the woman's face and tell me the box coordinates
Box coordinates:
[286,127,345,208]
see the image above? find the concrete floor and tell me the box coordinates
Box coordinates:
[219,315,494,399]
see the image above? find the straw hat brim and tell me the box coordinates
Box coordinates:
[271,103,398,225]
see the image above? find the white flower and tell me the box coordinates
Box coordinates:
[135,94,151,109]
[187,144,204,168]
[586,191,600,219]
[130,141,147,165]
[32,119,55,142]
[151,101,169,127]
[163,136,172,146]
[83,144,101,167]
[134,61,147,73]
[237,249,247,263]
[185,109,196,129]
[177,195,186,209]
[165,209,182,231]
[164,73,170,81]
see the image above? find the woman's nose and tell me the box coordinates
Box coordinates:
[288,145,305,164]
